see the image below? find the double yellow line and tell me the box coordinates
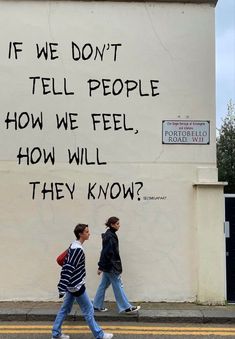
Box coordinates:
[1,325,235,336]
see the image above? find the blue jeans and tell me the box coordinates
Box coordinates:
[52,290,104,339]
[93,272,132,312]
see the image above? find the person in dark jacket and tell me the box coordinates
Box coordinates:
[93,216,141,314]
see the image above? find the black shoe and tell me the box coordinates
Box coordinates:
[94,307,108,312]
[124,306,141,314]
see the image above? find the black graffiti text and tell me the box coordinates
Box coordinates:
[17,147,55,165]
[72,42,122,62]
[29,76,75,95]
[87,78,159,97]
[68,147,107,166]
[5,111,43,130]
[8,41,23,59]
[91,113,137,133]
[87,181,143,200]
[29,181,76,200]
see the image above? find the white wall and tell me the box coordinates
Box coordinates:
[0,0,224,302]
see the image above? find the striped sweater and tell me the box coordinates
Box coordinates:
[58,240,86,294]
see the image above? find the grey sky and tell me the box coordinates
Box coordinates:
[216,0,235,127]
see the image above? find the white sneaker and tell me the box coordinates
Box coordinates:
[94,307,108,312]
[51,334,70,339]
[124,305,141,314]
[102,333,114,339]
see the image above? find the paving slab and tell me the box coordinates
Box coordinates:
[138,309,204,323]
[201,309,235,324]
[1,301,235,323]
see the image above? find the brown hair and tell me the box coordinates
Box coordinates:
[105,216,119,228]
[74,223,88,239]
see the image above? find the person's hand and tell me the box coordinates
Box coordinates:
[97,269,102,275]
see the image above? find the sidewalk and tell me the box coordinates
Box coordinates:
[1,301,235,323]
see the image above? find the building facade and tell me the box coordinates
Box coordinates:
[0,0,225,304]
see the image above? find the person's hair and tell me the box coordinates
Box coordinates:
[105,216,119,228]
[74,223,88,239]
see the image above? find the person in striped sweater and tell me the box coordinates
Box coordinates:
[52,223,113,339]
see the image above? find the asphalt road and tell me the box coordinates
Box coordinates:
[1,322,235,339]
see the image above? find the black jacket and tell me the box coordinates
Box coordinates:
[98,227,122,274]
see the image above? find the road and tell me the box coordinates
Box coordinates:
[1,322,235,338]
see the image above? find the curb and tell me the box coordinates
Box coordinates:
[1,309,235,323]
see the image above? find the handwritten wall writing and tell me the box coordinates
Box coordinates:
[3,41,161,200]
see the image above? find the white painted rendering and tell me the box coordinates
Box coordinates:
[194,183,226,304]
[0,0,225,303]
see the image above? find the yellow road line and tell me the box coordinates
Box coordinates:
[1,325,235,336]
[1,329,235,336]
[1,325,235,331]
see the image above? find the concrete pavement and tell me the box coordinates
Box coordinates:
[1,301,235,323]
